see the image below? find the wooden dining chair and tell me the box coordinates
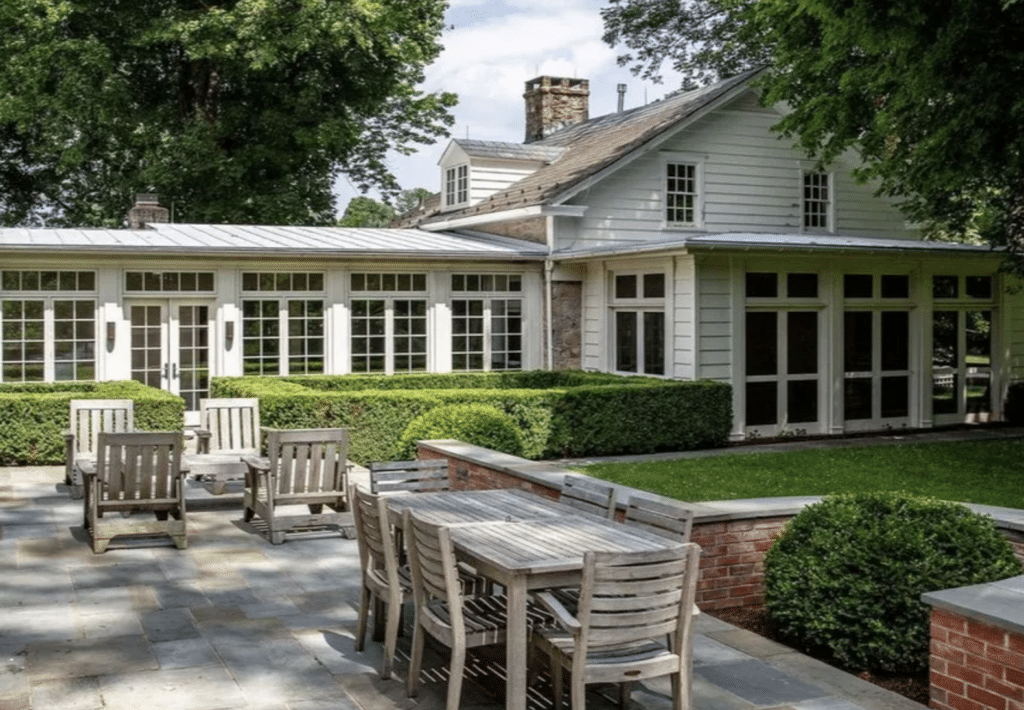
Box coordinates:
[624,495,695,542]
[242,428,351,544]
[351,483,411,680]
[84,431,187,554]
[403,508,550,710]
[369,459,450,494]
[533,543,701,710]
[559,475,617,519]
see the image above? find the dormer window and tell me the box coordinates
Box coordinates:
[803,171,831,231]
[444,164,468,208]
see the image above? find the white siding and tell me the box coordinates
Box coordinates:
[581,262,607,372]
[561,90,916,250]
[671,255,697,379]
[470,159,544,205]
[696,258,733,382]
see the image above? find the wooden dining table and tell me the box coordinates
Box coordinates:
[385,488,675,710]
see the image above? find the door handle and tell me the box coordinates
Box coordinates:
[172,363,178,379]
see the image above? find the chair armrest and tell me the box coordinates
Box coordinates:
[191,428,211,454]
[241,455,270,473]
[534,590,581,632]
[77,459,97,478]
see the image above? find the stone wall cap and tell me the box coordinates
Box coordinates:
[922,575,1024,636]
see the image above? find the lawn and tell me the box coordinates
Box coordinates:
[576,439,1024,508]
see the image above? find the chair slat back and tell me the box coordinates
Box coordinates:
[95,431,182,503]
[267,428,348,496]
[351,484,401,580]
[369,459,449,494]
[624,496,695,542]
[404,509,464,625]
[70,399,134,458]
[560,475,617,519]
[577,544,700,650]
[199,398,260,454]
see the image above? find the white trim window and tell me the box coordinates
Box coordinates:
[802,171,832,231]
[444,164,468,208]
[1,270,98,382]
[350,273,428,374]
[451,274,523,371]
[241,272,326,376]
[610,272,665,376]
[663,154,703,229]
[931,274,995,422]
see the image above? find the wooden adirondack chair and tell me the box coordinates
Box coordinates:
[368,459,450,494]
[84,431,187,554]
[65,399,134,500]
[533,543,701,710]
[189,397,261,493]
[242,428,351,544]
[559,475,617,519]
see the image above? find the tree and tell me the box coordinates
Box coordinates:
[337,196,395,227]
[0,0,457,227]
[602,0,1024,268]
[394,187,433,215]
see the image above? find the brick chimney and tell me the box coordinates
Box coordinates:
[523,76,589,143]
[126,194,169,228]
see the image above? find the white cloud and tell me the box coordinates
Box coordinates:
[336,1,683,208]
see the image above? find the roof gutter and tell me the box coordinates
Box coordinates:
[0,245,549,261]
[419,204,587,232]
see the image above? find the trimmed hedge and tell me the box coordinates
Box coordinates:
[399,404,525,458]
[211,370,732,464]
[0,381,184,465]
[764,491,1023,673]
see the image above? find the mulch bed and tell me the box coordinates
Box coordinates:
[711,605,930,706]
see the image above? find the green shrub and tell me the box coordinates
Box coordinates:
[764,491,1022,673]
[398,404,525,458]
[212,370,732,464]
[0,381,183,465]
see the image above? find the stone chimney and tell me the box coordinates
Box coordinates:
[523,76,589,143]
[126,194,169,228]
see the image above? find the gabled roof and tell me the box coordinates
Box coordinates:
[451,139,565,163]
[401,70,759,229]
[0,223,547,260]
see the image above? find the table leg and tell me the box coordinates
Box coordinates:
[505,576,528,710]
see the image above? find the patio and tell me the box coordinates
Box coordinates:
[0,465,924,710]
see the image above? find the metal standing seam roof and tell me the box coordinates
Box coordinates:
[0,223,549,258]
[398,71,759,228]
[552,232,1000,259]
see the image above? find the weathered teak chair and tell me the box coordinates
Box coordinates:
[242,428,351,544]
[190,397,261,493]
[369,459,450,494]
[559,475,617,520]
[84,431,187,554]
[351,483,412,680]
[533,543,701,710]
[65,399,135,500]
[624,495,695,542]
[403,508,551,710]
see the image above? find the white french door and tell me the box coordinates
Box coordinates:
[129,301,211,415]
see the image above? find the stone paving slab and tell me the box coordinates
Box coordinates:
[0,464,928,710]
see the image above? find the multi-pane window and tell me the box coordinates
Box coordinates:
[611,273,665,376]
[444,165,468,207]
[241,273,324,376]
[451,274,523,371]
[2,270,95,291]
[2,299,95,382]
[350,273,428,374]
[665,162,697,225]
[125,271,214,292]
[744,272,822,431]
[803,172,830,230]
[931,275,995,420]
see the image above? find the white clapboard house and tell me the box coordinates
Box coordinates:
[2,71,1019,438]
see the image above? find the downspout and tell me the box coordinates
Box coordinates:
[545,215,555,371]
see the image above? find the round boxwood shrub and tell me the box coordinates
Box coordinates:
[399,404,525,458]
[764,491,1022,674]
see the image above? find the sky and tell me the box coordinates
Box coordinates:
[333,0,685,212]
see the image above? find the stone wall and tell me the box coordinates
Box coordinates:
[550,281,582,370]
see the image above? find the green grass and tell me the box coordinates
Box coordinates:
[577,439,1024,508]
